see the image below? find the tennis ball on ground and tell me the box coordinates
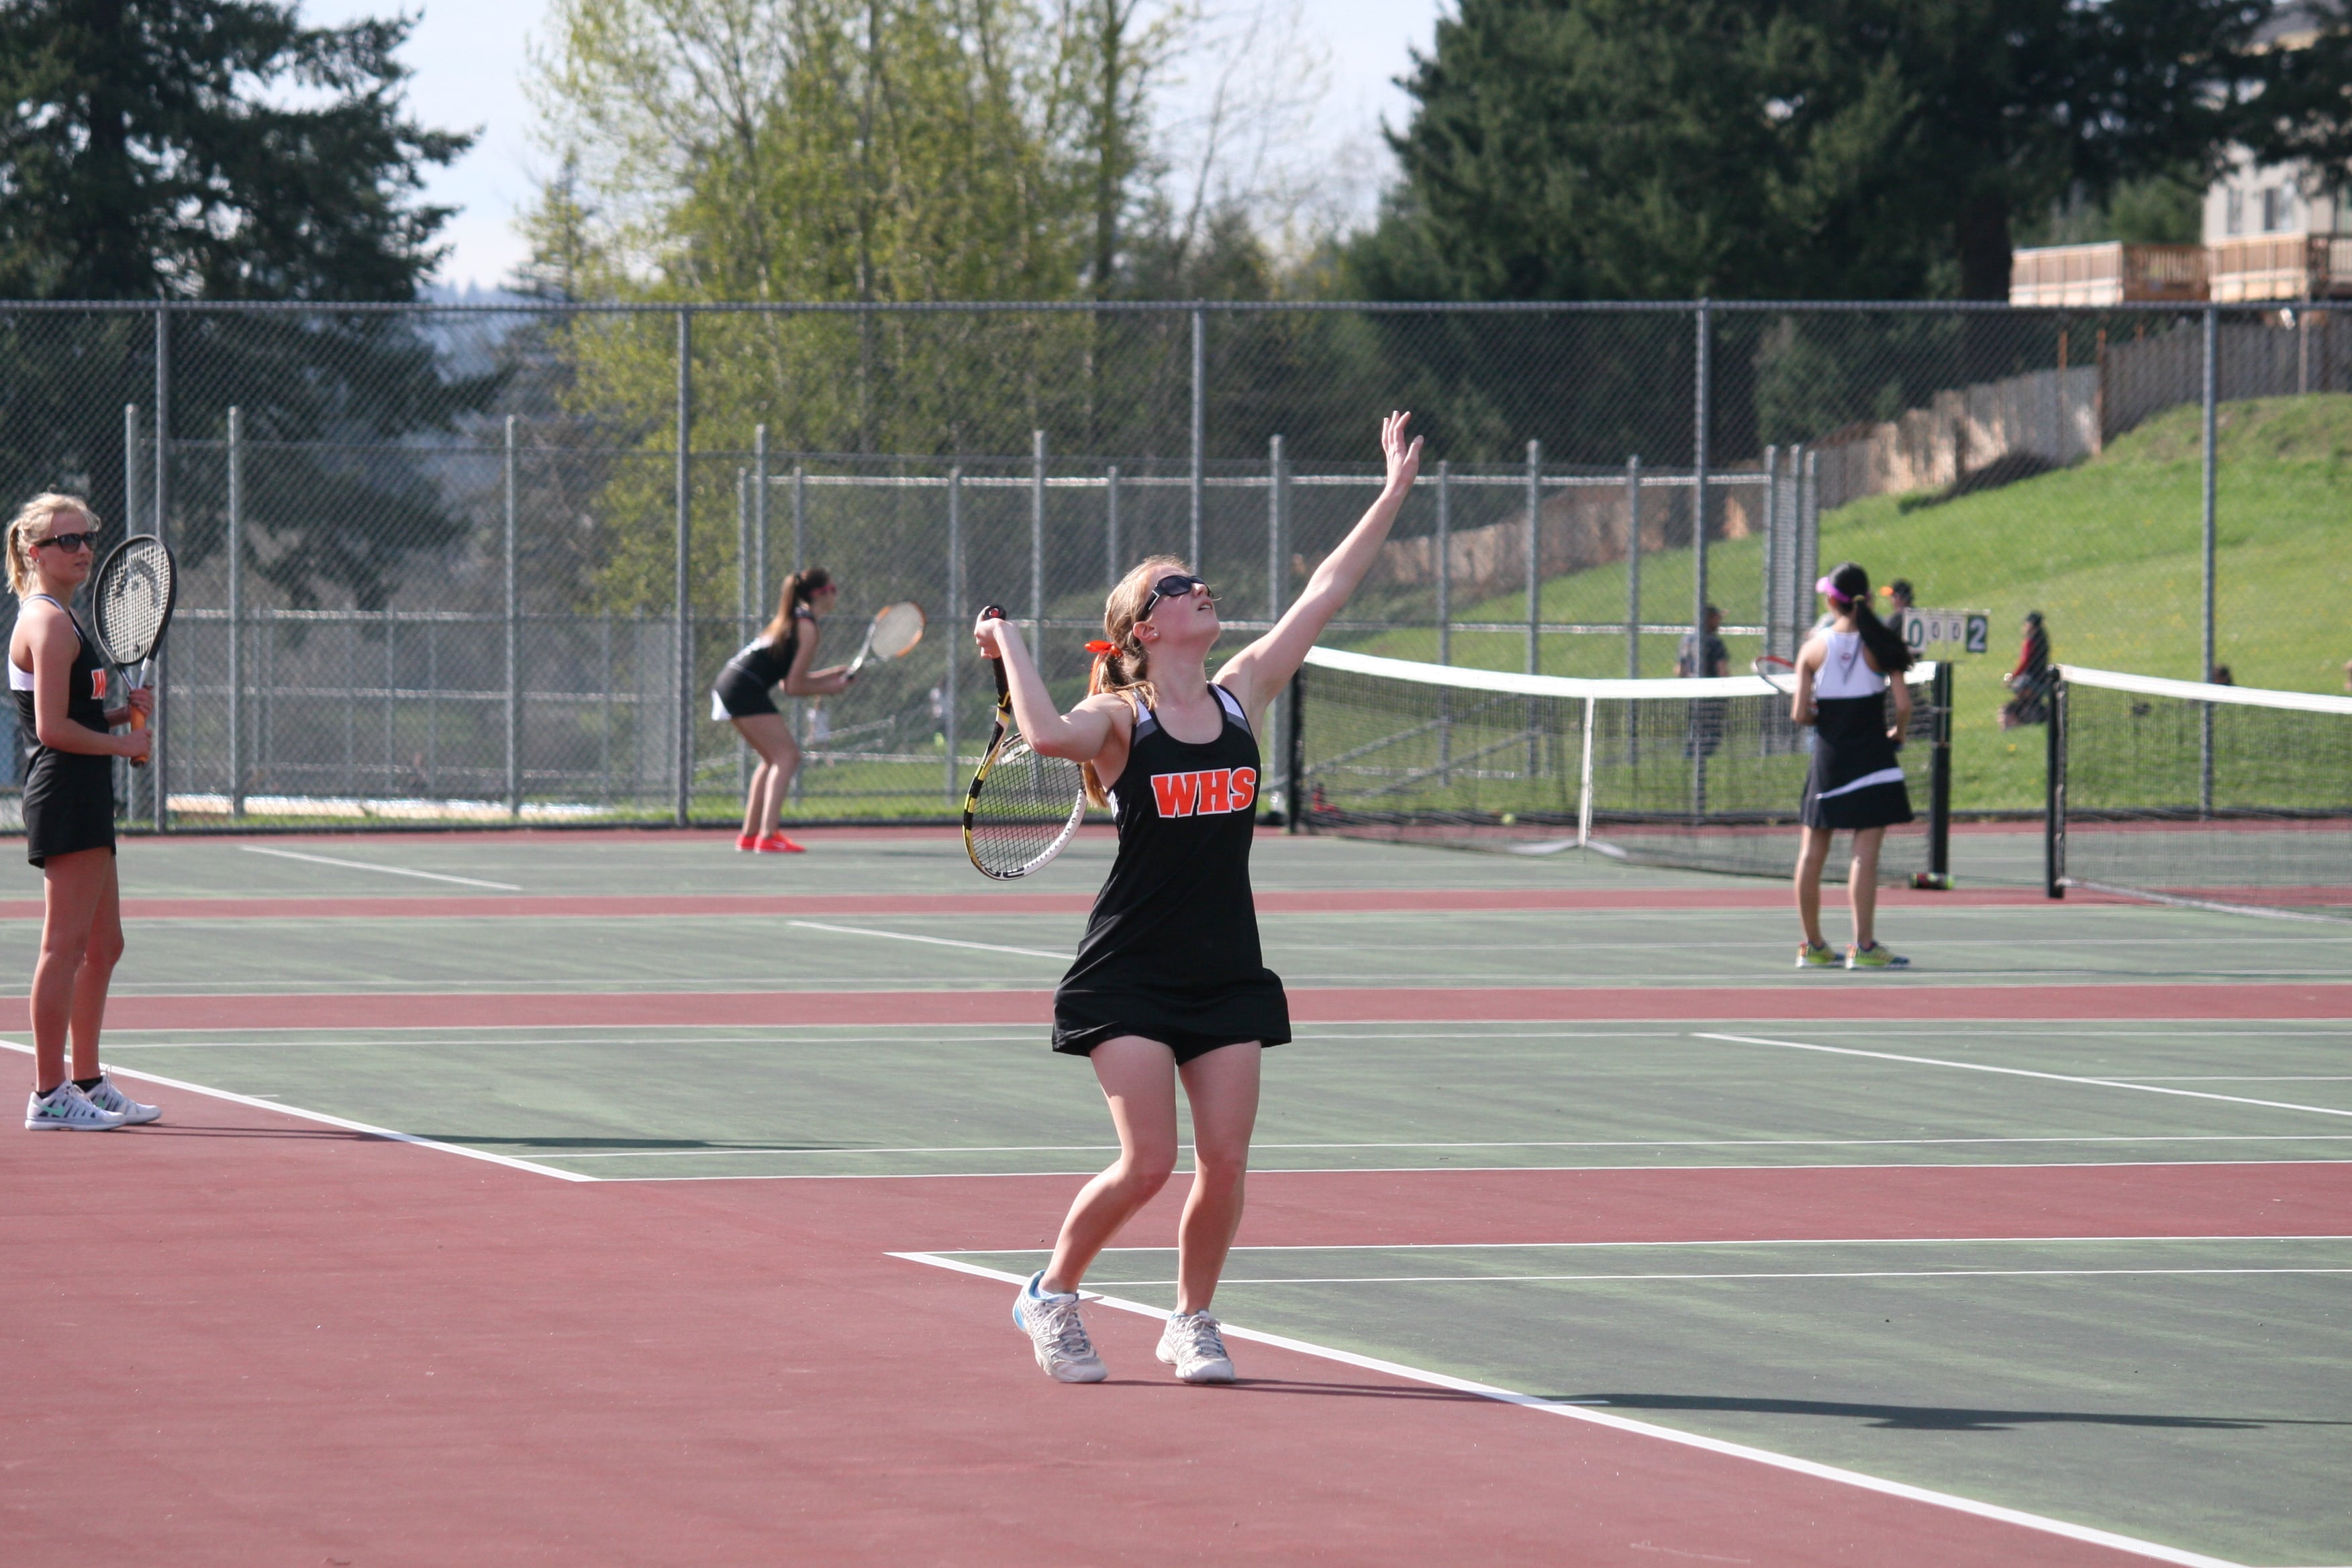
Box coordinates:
[1501,812,1518,826]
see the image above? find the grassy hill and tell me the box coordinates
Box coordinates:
[1352,394,2352,811]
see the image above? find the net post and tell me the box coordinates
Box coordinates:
[735,464,750,803]
[1523,440,1540,674]
[505,415,522,818]
[2045,676,2066,899]
[1930,660,1951,881]
[1577,695,1596,849]
[946,467,962,806]
[1624,454,1641,677]
[1189,307,1206,567]
[674,307,692,828]
[1284,667,1305,834]
[1434,458,1451,666]
[227,406,244,819]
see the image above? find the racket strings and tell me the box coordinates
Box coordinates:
[968,733,1085,877]
[868,603,926,660]
[95,540,174,662]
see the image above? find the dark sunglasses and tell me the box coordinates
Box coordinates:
[1139,574,1216,620]
[33,531,97,554]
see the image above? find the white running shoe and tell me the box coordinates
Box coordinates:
[83,1075,160,1125]
[1012,1272,1107,1383]
[24,1083,128,1131]
[1157,1310,1236,1383]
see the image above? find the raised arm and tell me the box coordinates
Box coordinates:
[1218,411,1422,721]
[973,612,1123,763]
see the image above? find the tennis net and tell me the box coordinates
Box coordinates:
[1290,647,1947,884]
[2050,666,2352,920]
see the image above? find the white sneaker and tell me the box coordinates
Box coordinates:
[1157,1310,1236,1383]
[24,1083,128,1131]
[83,1075,160,1125]
[1012,1272,1106,1383]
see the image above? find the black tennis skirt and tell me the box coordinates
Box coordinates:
[710,665,779,720]
[1053,971,1291,1064]
[22,748,116,867]
[1800,695,1914,831]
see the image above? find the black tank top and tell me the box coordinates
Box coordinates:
[1063,683,1267,993]
[719,609,812,689]
[11,595,110,750]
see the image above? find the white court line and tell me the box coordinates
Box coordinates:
[1696,1034,2352,1119]
[890,1251,2253,1568]
[1076,1268,2352,1285]
[1040,1233,2352,1254]
[786,920,1070,961]
[549,1133,2352,1161]
[2128,1077,2352,1082]
[588,1157,2351,1183]
[0,1038,587,1182]
[236,844,522,890]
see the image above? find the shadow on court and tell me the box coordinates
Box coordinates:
[1553,1392,2348,1432]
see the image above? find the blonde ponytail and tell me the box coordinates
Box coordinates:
[1080,554,1185,808]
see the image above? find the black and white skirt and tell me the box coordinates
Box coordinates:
[1801,694,1914,830]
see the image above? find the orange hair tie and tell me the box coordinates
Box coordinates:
[1083,640,1117,655]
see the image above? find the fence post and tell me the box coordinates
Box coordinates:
[1524,440,1541,674]
[1105,464,1120,585]
[1189,307,1205,567]
[1435,460,1451,667]
[946,466,962,805]
[505,415,520,816]
[1692,299,1712,674]
[1759,443,1778,643]
[150,303,170,830]
[1266,434,1284,621]
[791,461,806,571]
[227,406,244,818]
[1031,430,1046,646]
[2200,303,2218,816]
[736,464,750,801]
[1624,454,1642,677]
[1798,446,1818,637]
[119,403,138,825]
[674,308,693,827]
[753,425,769,617]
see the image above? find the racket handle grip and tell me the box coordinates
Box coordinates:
[130,709,146,731]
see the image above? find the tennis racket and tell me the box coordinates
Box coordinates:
[844,600,926,678]
[1752,654,1799,695]
[963,605,1086,880]
[89,534,178,769]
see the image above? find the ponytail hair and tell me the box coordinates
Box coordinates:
[1078,554,1183,808]
[1821,560,1914,674]
[762,567,832,644]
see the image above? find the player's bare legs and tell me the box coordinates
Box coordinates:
[731,712,799,839]
[1794,826,1834,952]
[1848,826,1885,948]
[1173,1042,1260,1315]
[32,846,111,1093]
[1040,1036,1180,1293]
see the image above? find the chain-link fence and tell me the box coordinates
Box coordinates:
[1,298,2343,828]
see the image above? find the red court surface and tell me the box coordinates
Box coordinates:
[10,1087,2322,1567]
[89,980,2352,1030]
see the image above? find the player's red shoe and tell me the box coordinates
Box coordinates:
[735,832,758,852]
[754,833,806,854]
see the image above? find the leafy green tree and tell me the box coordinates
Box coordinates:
[0,0,489,607]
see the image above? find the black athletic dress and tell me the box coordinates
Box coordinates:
[710,609,810,720]
[1799,630,1914,831]
[1052,683,1289,1065]
[12,595,117,867]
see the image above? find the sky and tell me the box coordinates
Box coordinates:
[300,0,1444,293]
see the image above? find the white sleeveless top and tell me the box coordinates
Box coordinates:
[1813,630,1888,699]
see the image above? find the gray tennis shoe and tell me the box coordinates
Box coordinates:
[24,1082,126,1131]
[1157,1310,1236,1383]
[1012,1272,1107,1383]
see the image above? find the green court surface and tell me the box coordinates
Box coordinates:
[3,828,2347,1565]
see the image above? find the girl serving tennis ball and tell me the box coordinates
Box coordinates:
[7,494,160,1131]
[974,410,1421,1385]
